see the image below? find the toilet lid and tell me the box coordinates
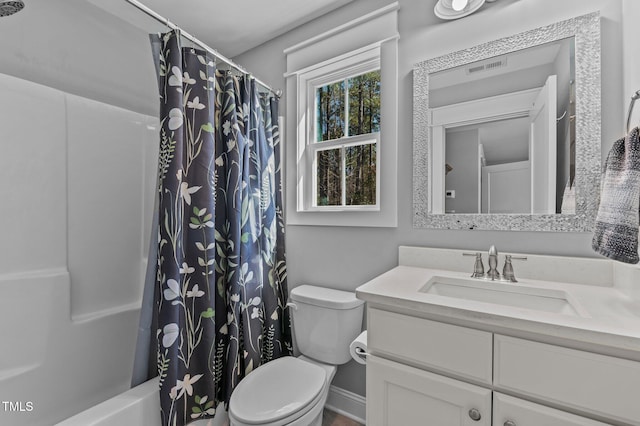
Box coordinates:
[229,357,326,424]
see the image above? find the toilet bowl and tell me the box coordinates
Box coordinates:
[228,285,364,426]
[228,356,336,426]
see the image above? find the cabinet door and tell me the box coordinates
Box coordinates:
[493,393,611,426]
[367,355,491,426]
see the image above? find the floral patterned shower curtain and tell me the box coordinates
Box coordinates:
[152,30,291,426]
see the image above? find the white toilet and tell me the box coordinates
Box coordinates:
[228,285,365,426]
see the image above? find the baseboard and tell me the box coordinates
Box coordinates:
[325,385,366,424]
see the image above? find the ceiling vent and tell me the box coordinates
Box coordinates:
[466,56,507,75]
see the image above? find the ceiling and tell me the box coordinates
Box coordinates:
[430,40,565,91]
[87,0,354,57]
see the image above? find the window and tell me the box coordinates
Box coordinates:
[284,3,399,227]
[313,69,380,209]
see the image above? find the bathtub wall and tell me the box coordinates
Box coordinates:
[0,72,158,425]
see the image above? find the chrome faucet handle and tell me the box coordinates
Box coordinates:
[463,252,485,278]
[502,254,527,283]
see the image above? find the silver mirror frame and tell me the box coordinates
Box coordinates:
[413,12,601,231]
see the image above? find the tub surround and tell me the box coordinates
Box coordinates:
[0,72,158,426]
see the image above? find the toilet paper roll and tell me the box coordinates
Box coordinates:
[349,330,368,365]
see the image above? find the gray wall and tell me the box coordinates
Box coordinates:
[235,0,631,397]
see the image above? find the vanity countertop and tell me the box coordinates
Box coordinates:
[356,247,640,359]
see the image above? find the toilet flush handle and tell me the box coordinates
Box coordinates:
[285,302,298,311]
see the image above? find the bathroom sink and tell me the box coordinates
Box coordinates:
[420,276,586,317]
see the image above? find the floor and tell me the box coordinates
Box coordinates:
[322,409,364,426]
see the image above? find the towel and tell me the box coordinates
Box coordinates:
[592,127,640,264]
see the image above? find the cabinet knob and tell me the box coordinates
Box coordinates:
[468,408,482,421]
[504,421,516,426]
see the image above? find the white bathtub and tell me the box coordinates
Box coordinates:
[56,378,230,426]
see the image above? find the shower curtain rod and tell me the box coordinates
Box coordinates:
[124,0,281,97]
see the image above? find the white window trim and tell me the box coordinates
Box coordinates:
[304,49,381,212]
[284,3,399,227]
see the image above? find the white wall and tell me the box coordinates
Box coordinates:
[234,0,634,397]
[0,1,159,423]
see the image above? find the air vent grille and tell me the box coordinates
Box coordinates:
[466,56,507,75]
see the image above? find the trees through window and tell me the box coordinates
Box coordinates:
[314,70,380,207]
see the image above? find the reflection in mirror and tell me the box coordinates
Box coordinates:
[413,12,601,231]
[445,117,532,213]
[432,38,575,215]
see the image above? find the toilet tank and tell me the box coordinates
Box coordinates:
[289,285,365,365]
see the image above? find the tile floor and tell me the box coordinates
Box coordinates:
[322,409,364,426]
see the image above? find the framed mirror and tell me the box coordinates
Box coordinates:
[413,12,601,231]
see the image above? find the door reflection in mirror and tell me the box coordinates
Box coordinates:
[431,37,575,215]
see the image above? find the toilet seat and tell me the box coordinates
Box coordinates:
[229,356,328,426]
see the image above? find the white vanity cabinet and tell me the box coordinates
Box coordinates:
[368,355,491,426]
[366,308,623,426]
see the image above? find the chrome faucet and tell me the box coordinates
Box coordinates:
[464,246,527,282]
[486,245,500,281]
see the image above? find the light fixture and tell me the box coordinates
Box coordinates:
[434,0,486,20]
[451,0,469,11]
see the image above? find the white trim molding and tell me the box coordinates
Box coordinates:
[285,2,399,74]
[285,3,399,227]
[325,385,367,424]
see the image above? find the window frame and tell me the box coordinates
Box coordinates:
[307,58,381,211]
[284,2,399,227]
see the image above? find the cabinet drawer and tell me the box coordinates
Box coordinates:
[494,335,640,424]
[367,355,492,426]
[493,392,611,426]
[368,308,493,384]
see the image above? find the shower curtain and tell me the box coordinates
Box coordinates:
[136,30,292,426]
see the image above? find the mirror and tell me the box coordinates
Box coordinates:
[435,38,574,214]
[413,12,601,231]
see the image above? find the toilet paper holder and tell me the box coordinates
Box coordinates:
[350,330,368,365]
[354,347,368,358]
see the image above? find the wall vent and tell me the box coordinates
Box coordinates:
[466,56,507,75]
